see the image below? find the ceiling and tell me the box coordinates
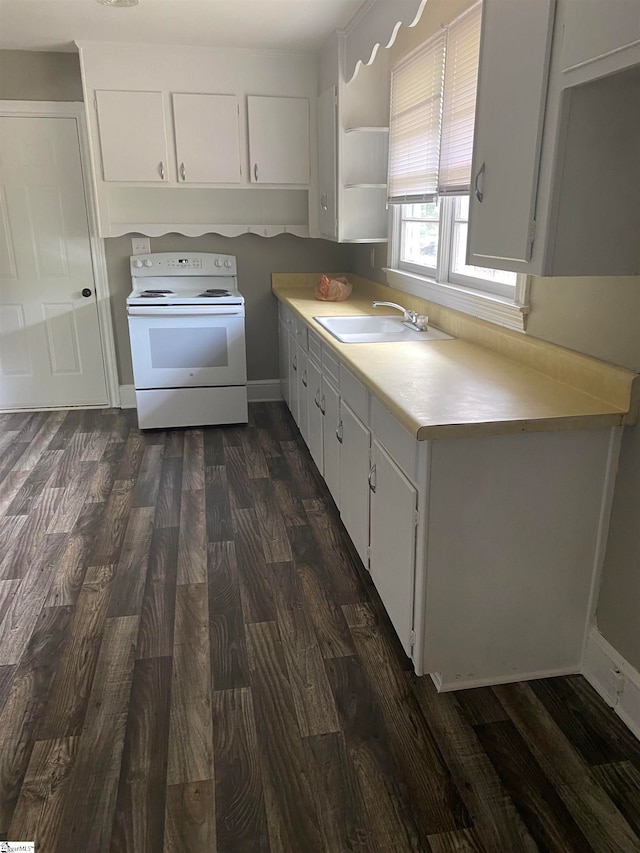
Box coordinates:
[0,0,366,53]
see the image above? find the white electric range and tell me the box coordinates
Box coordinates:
[127,252,248,429]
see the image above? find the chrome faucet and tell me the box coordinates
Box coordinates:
[371,301,429,331]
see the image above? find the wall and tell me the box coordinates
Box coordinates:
[0,50,83,101]
[105,233,352,386]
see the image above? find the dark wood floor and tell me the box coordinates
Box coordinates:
[0,404,639,852]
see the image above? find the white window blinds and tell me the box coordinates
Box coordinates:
[387,31,446,204]
[439,3,482,194]
[387,2,481,204]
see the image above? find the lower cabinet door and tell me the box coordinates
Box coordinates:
[278,320,290,407]
[323,377,341,506]
[297,346,309,443]
[369,438,417,657]
[289,331,299,423]
[339,401,370,566]
[307,356,323,471]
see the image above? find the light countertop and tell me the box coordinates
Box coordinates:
[273,275,638,441]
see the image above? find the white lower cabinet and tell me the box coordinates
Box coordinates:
[277,307,617,690]
[338,400,371,566]
[369,439,418,657]
[278,319,290,406]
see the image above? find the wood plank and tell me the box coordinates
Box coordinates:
[0,532,67,666]
[164,780,216,853]
[272,478,308,527]
[207,541,249,691]
[86,459,117,503]
[224,444,255,511]
[427,828,486,852]
[242,427,269,479]
[204,465,233,544]
[530,675,640,769]
[55,615,139,853]
[591,761,640,838]
[4,448,64,516]
[212,688,269,852]
[0,471,30,517]
[344,602,469,835]
[0,664,16,716]
[296,561,355,659]
[232,508,277,624]
[131,444,164,508]
[111,656,172,853]
[44,501,105,608]
[0,487,64,581]
[0,604,73,836]
[0,578,20,627]
[164,429,185,459]
[46,462,97,534]
[48,430,94,488]
[107,506,155,618]
[251,477,292,563]
[494,681,640,853]
[202,427,224,467]
[272,560,340,737]
[177,488,206,584]
[88,478,136,566]
[302,731,372,852]
[11,411,66,473]
[137,526,178,660]
[153,456,183,529]
[115,432,146,480]
[38,564,117,740]
[455,686,510,727]
[411,675,538,852]
[9,736,79,849]
[167,583,213,786]
[246,620,324,853]
[325,653,426,852]
[182,429,205,491]
[474,719,594,852]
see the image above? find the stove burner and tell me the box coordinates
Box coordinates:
[139,289,174,298]
[198,289,232,298]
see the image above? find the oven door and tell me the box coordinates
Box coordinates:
[128,307,247,390]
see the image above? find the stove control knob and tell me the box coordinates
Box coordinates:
[224,259,231,268]
[133,259,143,268]
[214,258,222,267]
[143,259,152,268]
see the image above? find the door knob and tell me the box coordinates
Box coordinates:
[82,288,92,297]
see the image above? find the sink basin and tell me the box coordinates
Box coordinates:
[313,315,454,344]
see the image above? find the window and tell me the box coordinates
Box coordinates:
[386,2,528,330]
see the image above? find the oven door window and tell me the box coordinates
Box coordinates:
[128,314,247,389]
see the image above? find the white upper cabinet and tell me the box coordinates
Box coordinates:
[172,93,241,184]
[247,96,310,185]
[96,90,169,183]
[317,86,337,239]
[467,0,555,270]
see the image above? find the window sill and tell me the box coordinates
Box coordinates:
[384,267,530,332]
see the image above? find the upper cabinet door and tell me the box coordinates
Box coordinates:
[559,0,640,73]
[317,87,337,239]
[95,90,169,182]
[247,96,310,184]
[172,93,241,184]
[466,0,555,270]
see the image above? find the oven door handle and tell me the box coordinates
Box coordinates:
[128,306,243,317]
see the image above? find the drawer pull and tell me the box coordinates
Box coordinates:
[336,420,343,444]
[368,463,377,493]
[302,370,308,388]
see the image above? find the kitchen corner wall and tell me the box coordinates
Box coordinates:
[105,233,353,386]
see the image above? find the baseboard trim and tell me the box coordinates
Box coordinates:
[247,380,282,402]
[431,665,579,693]
[120,382,282,408]
[119,385,137,409]
[583,627,640,741]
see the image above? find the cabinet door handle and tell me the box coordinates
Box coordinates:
[302,370,308,388]
[321,192,328,211]
[159,161,165,180]
[180,162,186,181]
[314,389,321,409]
[474,161,485,203]
[320,394,326,415]
[254,163,259,181]
[292,354,297,371]
[336,420,343,444]
[368,463,377,493]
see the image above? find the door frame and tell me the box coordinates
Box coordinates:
[0,100,120,409]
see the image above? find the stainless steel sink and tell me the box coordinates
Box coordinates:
[313,314,454,344]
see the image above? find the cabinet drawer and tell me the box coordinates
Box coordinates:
[278,301,294,330]
[322,347,340,386]
[295,318,308,351]
[340,365,368,425]
[371,397,417,482]
[308,328,322,363]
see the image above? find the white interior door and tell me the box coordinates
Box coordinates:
[0,115,108,409]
